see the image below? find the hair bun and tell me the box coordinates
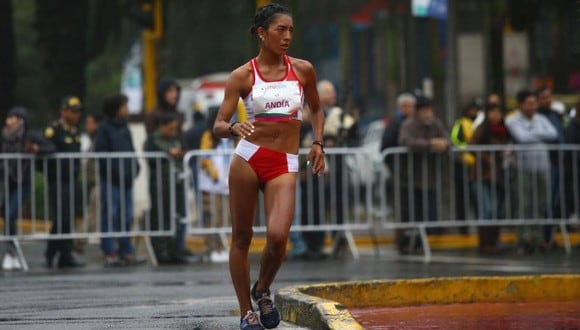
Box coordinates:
[250,3,291,36]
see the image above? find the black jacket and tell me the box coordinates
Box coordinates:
[43,119,81,184]
[381,112,406,171]
[94,117,140,187]
[0,130,55,184]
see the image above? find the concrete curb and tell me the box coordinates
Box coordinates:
[276,275,580,329]
[276,285,364,330]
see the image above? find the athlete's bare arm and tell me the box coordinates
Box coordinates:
[213,64,255,139]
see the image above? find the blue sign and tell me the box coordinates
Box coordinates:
[412,0,448,20]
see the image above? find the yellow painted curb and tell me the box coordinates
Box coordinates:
[276,275,580,330]
[4,218,580,253]
[184,231,580,254]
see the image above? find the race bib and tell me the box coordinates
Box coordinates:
[252,81,302,120]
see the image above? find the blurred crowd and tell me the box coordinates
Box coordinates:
[1,80,198,271]
[1,77,579,271]
[381,88,580,256]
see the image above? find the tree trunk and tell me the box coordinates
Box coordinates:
[35,0,89,110]
[0,0,16,117]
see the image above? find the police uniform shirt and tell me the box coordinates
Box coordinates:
[44,120,81,182]
[44,120,81,153]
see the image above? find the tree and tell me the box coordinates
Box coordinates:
[0,0,16,115]
[35,0,89,110]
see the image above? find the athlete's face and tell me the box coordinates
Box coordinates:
[260,14,293,55]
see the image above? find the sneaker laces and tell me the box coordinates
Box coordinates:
[256,293,274,315]
[242,310,260,325]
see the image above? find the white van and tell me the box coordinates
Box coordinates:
[177,72,230,129]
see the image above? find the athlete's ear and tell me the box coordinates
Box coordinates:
[257,26,266,40]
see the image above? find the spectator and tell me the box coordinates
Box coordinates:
[43,96,85,268]
[184,110,206,151]
[145,79,184,136]
[182,109,206,255]
[198,110,233,263]
[450,99,481,234]
[1,106,54,271]
[398,96,450,252]
[74,113,102,254]
[562,100,580,217]
[505,90,558,254]
[319,80,358,258]
[183,109,206,196]
[563,100,580,220]
[473,93,503,129]
[536,87,566,248]
[80,113,101,153]
[319,80,358,147]
[95,94,141,266]
[469,103,513,254]
[381,93,416,253]
[486,93,503,107]
[381,93,416,152]
[296,108,326,260]
[144,113,189,264]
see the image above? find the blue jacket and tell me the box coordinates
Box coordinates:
[94,117,140,187]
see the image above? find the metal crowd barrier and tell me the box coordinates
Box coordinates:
[381,144,580,261]
[0,152,177,270]
[183,147,383,259]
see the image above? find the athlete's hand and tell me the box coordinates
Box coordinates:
[307,143,325,175]
[231,121,255,138]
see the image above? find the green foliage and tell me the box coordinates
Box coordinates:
[32,172,47,219]
[12,0,47,129]
[85,35,135,117]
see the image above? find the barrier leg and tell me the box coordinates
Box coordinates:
[12,239,29,272]
[344,230,360,260]
[560,222,571,255]
[219,232,230,251]
[369,228,380,257]
[408,229,417,254]
[418,226,431,263]
[144,236,158,267]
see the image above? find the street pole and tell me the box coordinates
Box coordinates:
[445,0,457,125]
[142,0,163,113]
[256,0,271,10]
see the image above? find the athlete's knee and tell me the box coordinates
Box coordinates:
[232,228,253,250]
[266,231,288,254]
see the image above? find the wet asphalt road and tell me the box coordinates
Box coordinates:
[1,242,579,329]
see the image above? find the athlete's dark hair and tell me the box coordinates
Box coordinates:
[249,3,291,36]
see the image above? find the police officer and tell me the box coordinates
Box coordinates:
[44,96,84,268]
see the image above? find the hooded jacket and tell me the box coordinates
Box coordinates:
[145,79,184,136]
[0,107,55,184]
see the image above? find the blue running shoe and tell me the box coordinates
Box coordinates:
[251,281,281,329]
[240,310,264,330]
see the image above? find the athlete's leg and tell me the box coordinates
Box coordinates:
[228,155,260,315]
[255,172,297,293]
